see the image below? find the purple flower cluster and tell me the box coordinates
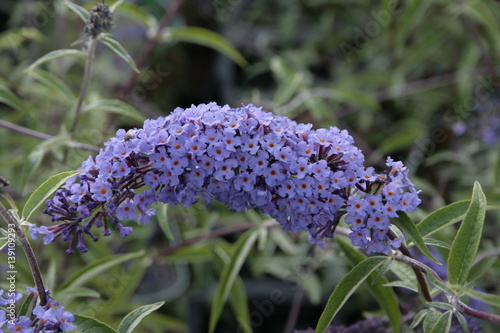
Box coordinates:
[0,287,76,332]
[35,103,420,254]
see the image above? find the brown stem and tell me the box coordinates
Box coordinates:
[116,0,185,101]
[0,202,48,306]
[459,301,500,324]
[388,232,433,302]
[393,253,500,325]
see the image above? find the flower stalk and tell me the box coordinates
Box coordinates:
[0,201,48,306]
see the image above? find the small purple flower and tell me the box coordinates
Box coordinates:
[348,228,369,248]
[213,159,238,181]
[115,201,137,220]
[112,160,131,178]
[6,316,33,333]
[0,289,22,306]
[233,172,256,192]
[89,178,112,202]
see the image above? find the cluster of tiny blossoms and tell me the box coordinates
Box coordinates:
[33,103,420,254]
[0,288,76,332]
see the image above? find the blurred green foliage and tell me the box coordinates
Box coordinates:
[1,0,500,332]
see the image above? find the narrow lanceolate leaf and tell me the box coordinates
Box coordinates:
[428,311,452,333]
[213,247,251,333]
[422,309,440,333]
[392,212,440,264]
[0,85,28,113]
[338,238,401,333]
[58,250,145,291]
[117,301,165,333]
[156,203,173,240]
[448,182,486,286]
[455,311,470,333]
[109,0,124,12]
[417,200,471,237]
[163,27,248,67]
[82,99,145,123]
[100,36,140,73]
[28,69,75,103]
[315,256,387,333]
[26,49,86,72]
[73,314,118,333]
[63,0,90,22]
[410,309,429,329]
[22,170,81,221]
[462,288,500,309]
[209,229,258,333]
[18,293,35,317]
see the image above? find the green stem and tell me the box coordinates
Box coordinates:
[0,202,47,306]
[70,38,98,138]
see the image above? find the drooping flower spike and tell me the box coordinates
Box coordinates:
[35,103,420,254]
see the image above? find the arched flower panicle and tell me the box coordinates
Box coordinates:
[35,103,420,253]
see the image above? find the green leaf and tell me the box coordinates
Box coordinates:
[315,256,387,333]
[428,311,452,333]
[455,311,470,333]
[462,288,500,309]
[109,0,124,12]
[302,274,322,305]
[392,211,440,264]
[468,253,497,282]
[82,99,145,123]
[417,200,471,237]
[213,247,251,333]
[423,237,451,250]
[448,182,487,286]
[208,229,258,333]
[370,258,394,286]
[338,237,401,333]
[0,27,45,50]
[58,250,145,291]
[410,309,429,329]
[163,27,247,67]
[26,49,86,72]
[156,203,173,240]
[422,309,440,333]
[383,280,418,293]
[28,69,75,103]
[377,128,422,155]
[333,88,380,111]
[57,287,101,303]
[19,293,35,317]
[426,301,454,311]
[426,268,454,296]
[73,314,117,333]
[100,36,140,73]
[0,85,28,113]
[63,0,90,22]
[117,301,165,333]
[22,170,81,221]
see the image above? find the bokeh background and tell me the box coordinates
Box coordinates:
[1,0,499,332]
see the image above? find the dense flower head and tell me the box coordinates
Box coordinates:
[84,2,113,38]
[0,287,76,332]
[35,103,420,254]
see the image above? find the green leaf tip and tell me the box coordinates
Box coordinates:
[448,181,487,287]
[22,170,82,222]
